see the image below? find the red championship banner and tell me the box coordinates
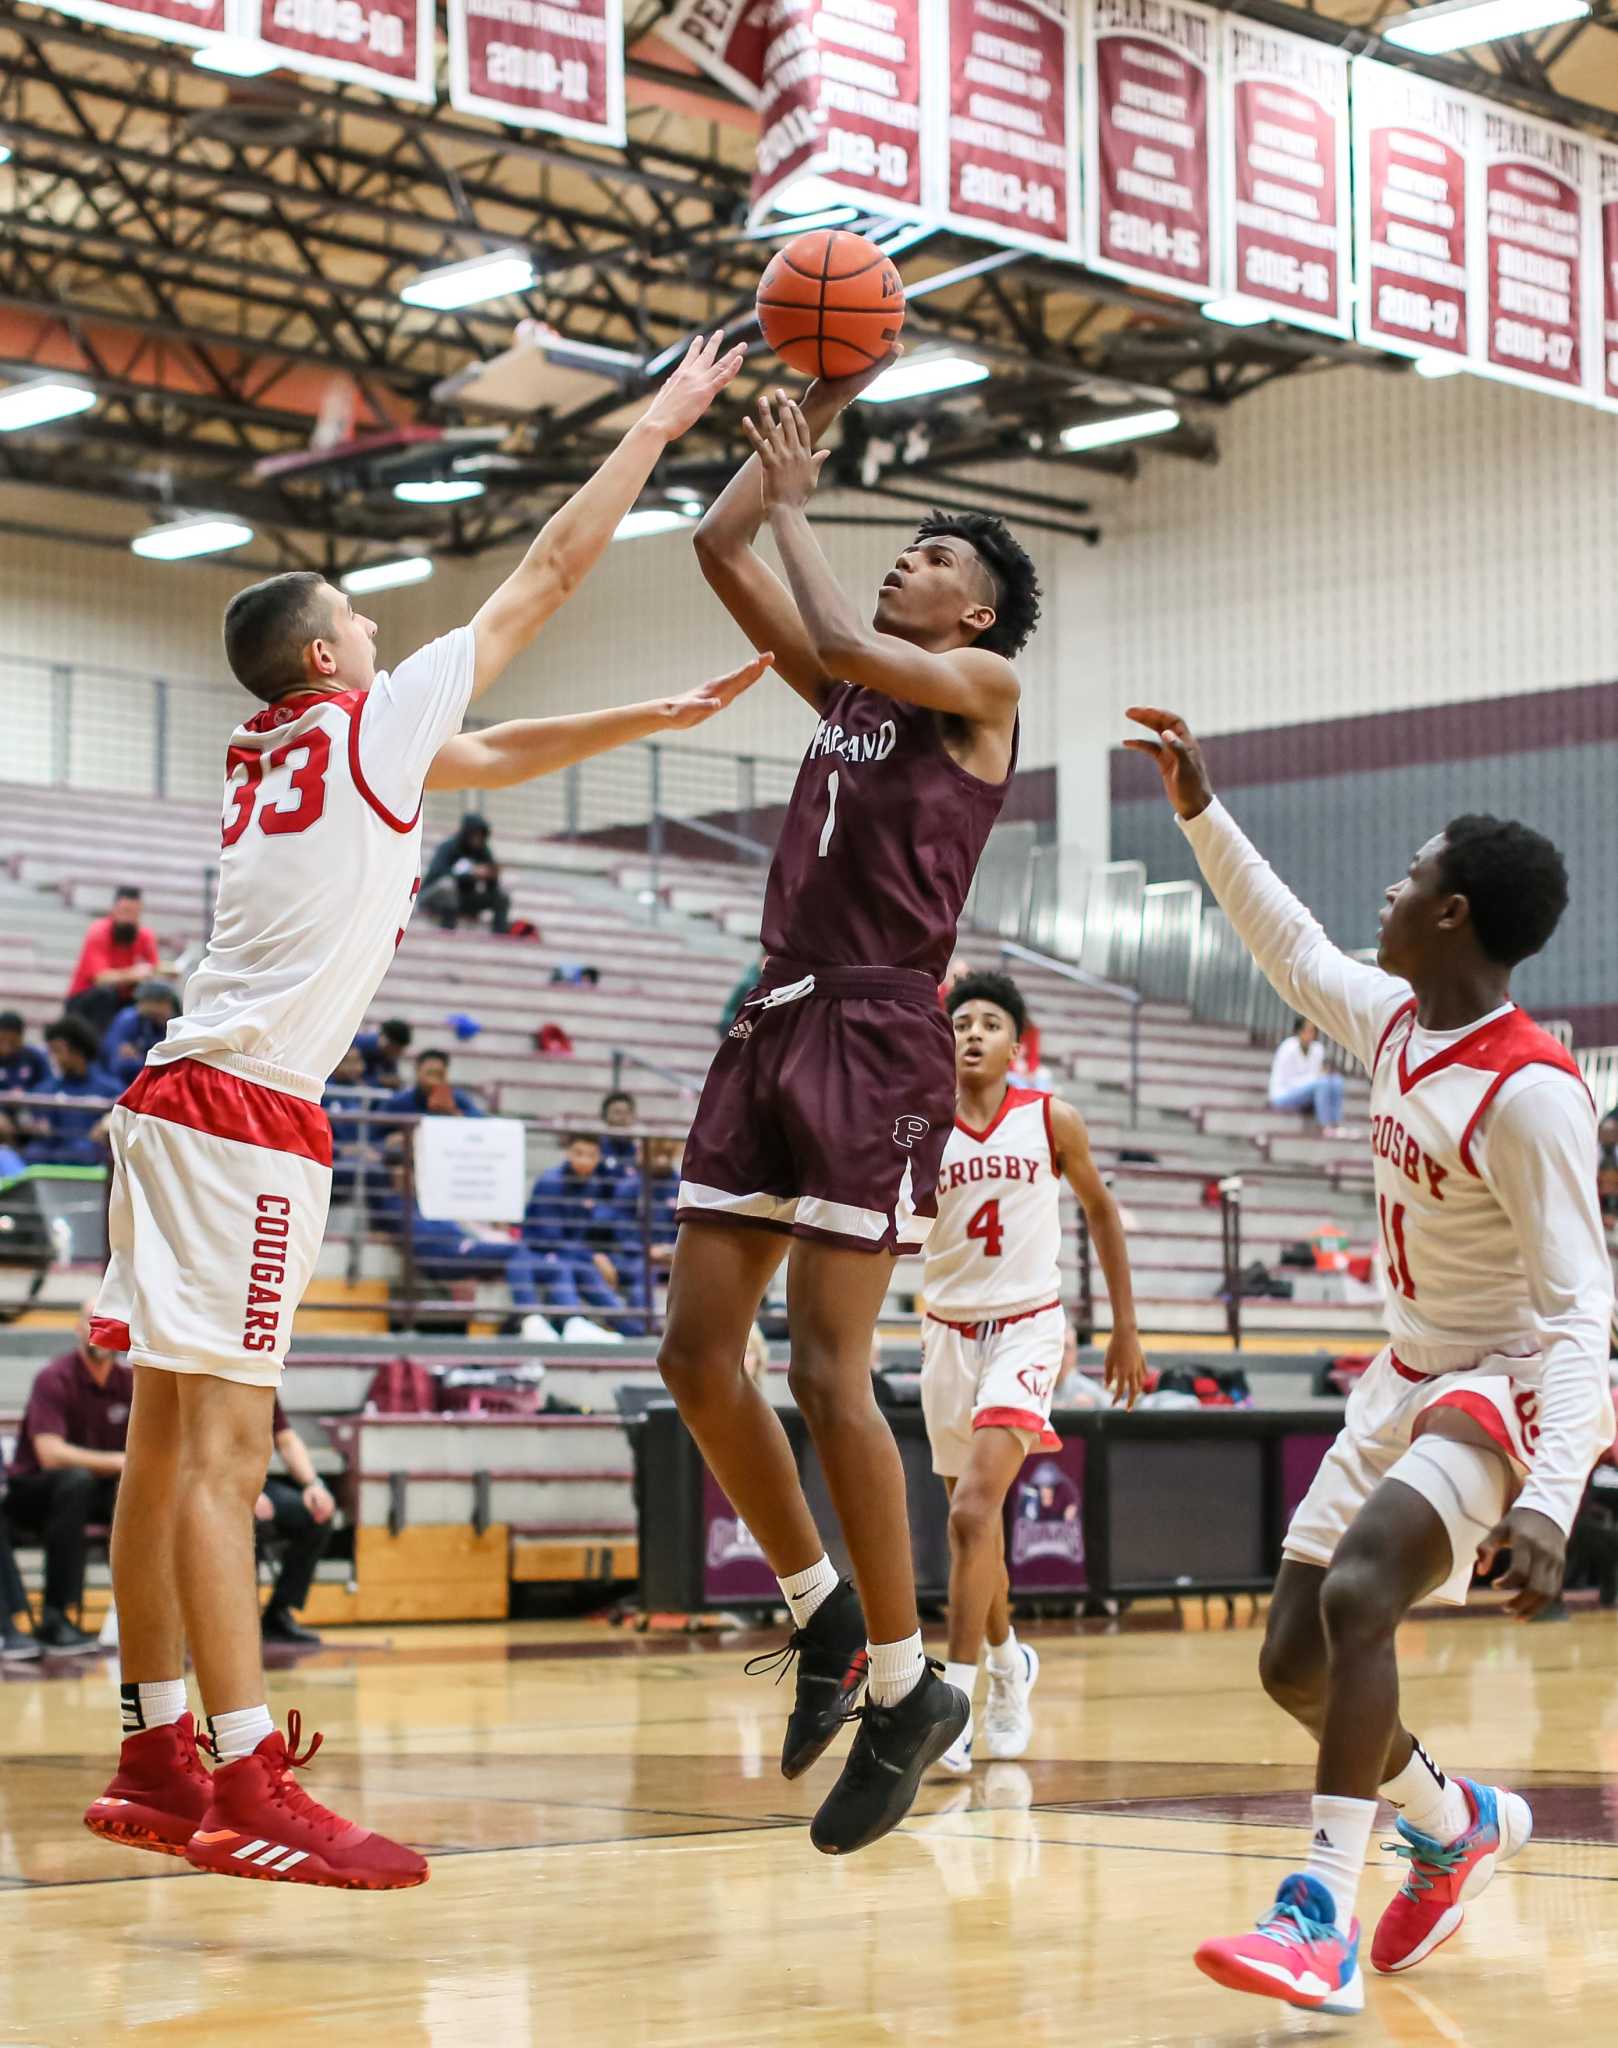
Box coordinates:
[41,0,234,43]
[659,0,768,108]
[448,0,625,144]
[1600,147,1618,408]
[749,0,928,222]
[939,0,1080,260]
[1479,107,1588,397]
[241,0,435,102]
[1221,22,1349,337]
[1352,58,1477,363]
[1085,0,1220,300]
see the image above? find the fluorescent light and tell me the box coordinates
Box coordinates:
[192,37,280,76]
[131,515,253,561]
[1413,354,1467,379]
[744,207,862,241]
[400,251,536,312]
[614,507,695,541]
[1383,0,1587,52]
[773,176,857,216]
[1202,295,1271,328]
[341,556,434,594]
[0,144,11,166]
[664,487,706,511]
[857,355,990,405]
[1060,409,1180,452]
[0,379,97,432]
[393,479,485,504]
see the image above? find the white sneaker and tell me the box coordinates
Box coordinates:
[982,1643,1039,1760]
[934,1720,974,1776]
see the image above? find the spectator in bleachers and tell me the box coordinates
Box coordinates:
[26,1017,118,1166]
[323,1043,384,1203]
[1267,1017,1346,1135]
[617,1135,681,1296]
[356,1017,412,1087]
[421,812,511,935]
[3,1302,128,1652]
[373,1165,544,1316]
[0,1012,51,1097]
[64,886,164,1036]
[99,980,180,1088]
[524,1134,645,1332]
[1599,1113,1618,1223]
[1,1517,44,1661]
[255,1398,336,1646]
[600,1089,639,1175]
[385,1047,485,1128]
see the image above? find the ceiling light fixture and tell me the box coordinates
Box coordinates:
[772,176,859,217]
[1059,409,1180,452]
[1413,354,1467,379]
[130,515,254,561]
[1382,0,1588,52]
[614,507,695,541]
[857,354,990,405]
[341,556,435,594]
[393,479,486,504]
[192,37,281,76]
[400,250,536,312]
[0,378,98,432]
[1201,295,1271,328]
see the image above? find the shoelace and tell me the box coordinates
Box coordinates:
[1385,1830,1468,1899]
[1255,1902,1334,1951]
[262,1712,345,1841]
[982,1664,1026,1736]
[743,1634,807,1687]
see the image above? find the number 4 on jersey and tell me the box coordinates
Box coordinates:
[966,1198,1004,1259]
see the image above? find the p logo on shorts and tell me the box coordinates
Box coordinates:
[892,1115,930,1150]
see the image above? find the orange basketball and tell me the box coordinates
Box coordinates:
[755,229,905,380]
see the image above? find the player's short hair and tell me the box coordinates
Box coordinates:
[0,1010,24,1035]
[913,511,1041,660]
[946,970,1028,1039]
[380,1019,412,1048]
[223,570,334,704]
[1437,815,1569,967]
[415,1047,450,1069]
[45,1014,100,1061]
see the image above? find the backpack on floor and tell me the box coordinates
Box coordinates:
[363,1357,440,1415]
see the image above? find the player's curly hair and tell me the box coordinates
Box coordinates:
[224,570,333,703]
[913,511,1041,659]
[946,970,1028,1038]
[1437,814,1569,967]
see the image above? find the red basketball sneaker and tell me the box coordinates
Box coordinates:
[183,1712,428,1890]
[84,1711,213,1857]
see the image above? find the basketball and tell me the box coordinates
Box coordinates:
[755,228,906,380]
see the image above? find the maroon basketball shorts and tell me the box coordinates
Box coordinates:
[677,960,955,1255]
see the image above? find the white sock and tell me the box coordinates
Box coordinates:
[943,1659,978,1709]
[1382,1736,1471,1843]
[985,1628,1020,1677]
[778,1554,838,1631]
[867,1632,926,1708]
[1305,1794,1376,1928]
[209,1704,276,1763]
[119,1678,187,1737]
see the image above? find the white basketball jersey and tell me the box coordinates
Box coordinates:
[1367,1000,1589,1358]
[924,1087,1063,1319]
[150,627,475,1100]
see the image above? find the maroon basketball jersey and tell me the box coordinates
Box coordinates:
[761,684,1016,976]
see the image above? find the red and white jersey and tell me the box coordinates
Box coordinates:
[924,1087,1063,1320]
[150,627,475,1101]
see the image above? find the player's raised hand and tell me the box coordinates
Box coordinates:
[1123,707,1215,821]
[1477,1504,1567,1620]
[1103,1328,1149,1410]
[805,343,904,416]
[644,330,749,441]
[659,650,772,730]
[743,392,830,510]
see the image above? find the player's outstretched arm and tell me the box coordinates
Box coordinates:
[692,359,897,712]
[746,396,1019,729]
[467,332,745,702]
[1049,1097,1147,1408]
[425,653,769,790]
[1124,706,1404,1070]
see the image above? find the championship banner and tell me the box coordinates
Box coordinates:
[659,0,768,108]
[448,0,626,145]
[1479,107,1588,398]
[1084,0,1222,301]
[1592,144,1618,407]
[1221,22,1349,337]
[749,0,929,222]
[240,0,435,103]
[939,0,1081,260]
[1351,58,1477,364]
[41,0,236,44]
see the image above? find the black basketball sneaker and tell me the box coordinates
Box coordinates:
[809,1662,970,1856]
[745,1580,868,1780]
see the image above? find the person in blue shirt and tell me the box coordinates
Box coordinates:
[99,980,180,1088]
[0,1011,53,1157]
[599,1090,639,1178]
[371,1167,541,1312]
[26,1016,119,1166]
[356,1017,412,1088]
[524,1133,645,1332]
[322,1043,391,1204]
[385,1047,485,1121]
[613,1135,681,1315]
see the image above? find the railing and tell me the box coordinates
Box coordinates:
[1579,1045,1618,1115]
[997,937,1143,1126]
[608,1048,704,1103]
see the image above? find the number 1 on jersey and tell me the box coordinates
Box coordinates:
[818,767,840,858]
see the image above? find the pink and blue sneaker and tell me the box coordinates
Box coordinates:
[1372,1778,1532,1974]
[1195,1872,1364,2014]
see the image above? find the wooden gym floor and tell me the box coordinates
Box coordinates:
[1,1606,1615,2046]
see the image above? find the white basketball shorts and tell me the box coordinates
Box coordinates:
[920,1301,1064,1477]
[1284,1343,1539,1603]
[90,1059,332,1390]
